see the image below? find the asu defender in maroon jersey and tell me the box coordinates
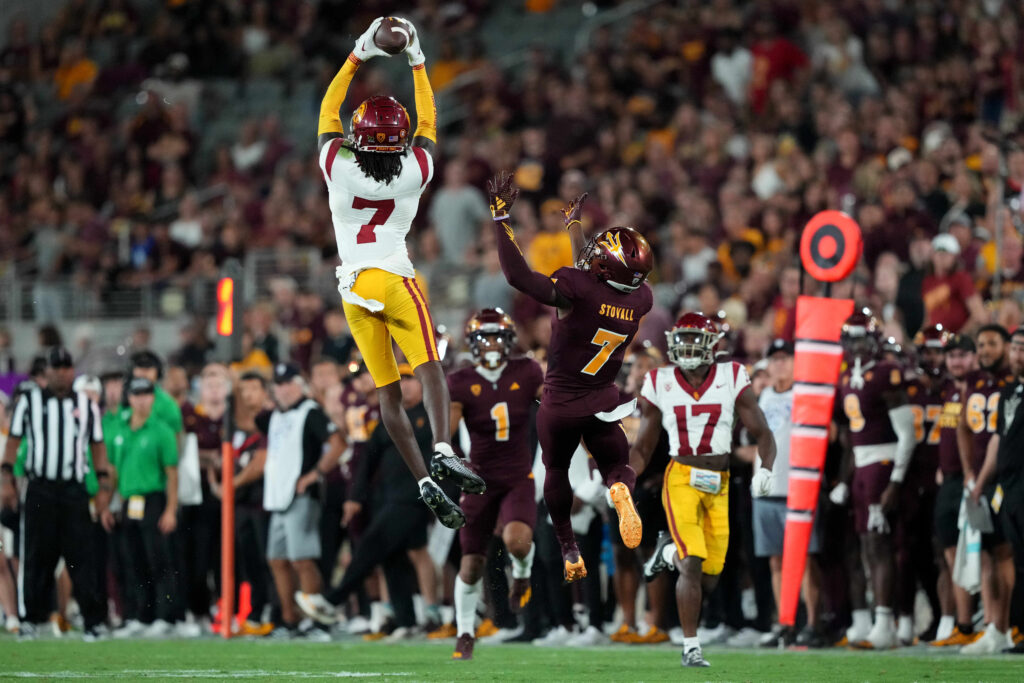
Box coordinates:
[931,333,980,646]
[488,171,653,582]
[834,310,916,650]
[956,324,1016,653]
[895,325,949,644]
[447,309,544,661]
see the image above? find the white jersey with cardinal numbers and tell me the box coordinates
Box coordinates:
[318,140,434,309]
[640,361,751,457]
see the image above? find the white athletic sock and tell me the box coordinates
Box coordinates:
[418,476,433,489]
[682,636,701,652]
[852,608,872,632]
[936,615,955,641]
[897,615,913,642]
[454,577,481,637]
[875,606,894,629]
[434,442,455,458]
[662,543,677,566]
[511,543,535,579]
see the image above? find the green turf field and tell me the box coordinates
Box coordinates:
[0,638,1022,682]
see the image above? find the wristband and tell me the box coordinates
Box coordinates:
[0,463,13,475]
[95,469,110,480]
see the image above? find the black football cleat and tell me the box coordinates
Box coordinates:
[430,451,486,494]
[643,531,675,582]
[420,479,466,529]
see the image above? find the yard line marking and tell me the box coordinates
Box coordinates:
[5,671,412,679]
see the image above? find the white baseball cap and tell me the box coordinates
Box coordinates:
[932,233,961,255]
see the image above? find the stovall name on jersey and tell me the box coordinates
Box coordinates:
[598,303,635,321]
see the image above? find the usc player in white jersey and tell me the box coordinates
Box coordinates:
[631,313,777,669]
[315,18,483,529]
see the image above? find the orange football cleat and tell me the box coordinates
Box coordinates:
[930,627,981,647]
[564,556,588,583]
[475,618,498,638]
[609,482,643,549]
[427,622,457,639]
[632,626,670,644]
[240,620,274,637]
[609,623,640,643]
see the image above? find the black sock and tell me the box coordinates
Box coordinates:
[957,622,973,635]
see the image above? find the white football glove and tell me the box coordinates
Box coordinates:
[750,469,774,498]
[397,18,425,66]
[866,503,890,534]
[352,17,392,62]
[828,482,850,506]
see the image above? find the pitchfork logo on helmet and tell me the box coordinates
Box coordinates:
[578,227,653,293]
[914,324,950,377]
[666,312,724,370]
[349,95,410,153]
[465,308,517,369]
[840,308,882,364]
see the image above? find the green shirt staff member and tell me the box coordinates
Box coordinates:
[110,378,179,534]
[126,351,183,435]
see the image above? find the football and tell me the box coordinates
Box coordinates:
[373,17,410,56]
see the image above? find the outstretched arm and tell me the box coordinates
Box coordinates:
[563,193,588,265]
[402,20,437,155]
[488,171,571,309]
[318,18,391,152]
[629,398,663,476]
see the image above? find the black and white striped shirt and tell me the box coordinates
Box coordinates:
[10,385,104,484]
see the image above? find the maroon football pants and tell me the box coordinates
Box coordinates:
[536,404,636,555]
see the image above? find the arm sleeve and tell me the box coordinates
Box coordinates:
[319,54,361,137]
[90,400,103,443]
[733,363,752,399]
[9,394,28,438]
[161,427,179,468]
[887,403,915,483]
[411,64,437,144]
[494,217,562,306]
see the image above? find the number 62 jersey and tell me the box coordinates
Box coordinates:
[319,142,435,303]
[640,362,751,457]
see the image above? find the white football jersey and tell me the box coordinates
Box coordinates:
[319,140,434,287]
[640,361,751,457]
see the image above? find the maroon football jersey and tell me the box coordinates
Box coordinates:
[937,379,964,475]
[905,375,943,487]
[962,367,1015,473]
[449,357,544,484]
[837,360,904,447]
[182,402,224,449]
[543,267,654,417]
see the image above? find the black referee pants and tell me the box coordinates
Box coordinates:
[19,479,105,629]
[122,492,182,623]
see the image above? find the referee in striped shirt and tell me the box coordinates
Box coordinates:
[0,347,114,640]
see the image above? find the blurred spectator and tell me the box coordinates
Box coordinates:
[922,234,987,334]
[428,160,491,265]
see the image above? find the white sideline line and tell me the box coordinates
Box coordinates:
[3,671,412,679]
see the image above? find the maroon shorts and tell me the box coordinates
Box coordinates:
[459,475,538,556]
[852,461,893,535]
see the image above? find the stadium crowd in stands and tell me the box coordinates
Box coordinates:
[1,0,1024,655]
